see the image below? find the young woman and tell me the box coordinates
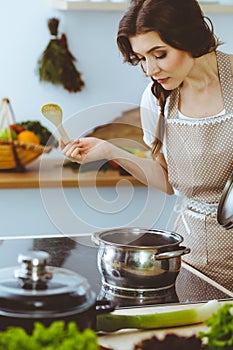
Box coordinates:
[60,0,233,291]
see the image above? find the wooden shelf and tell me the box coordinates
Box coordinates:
[51,0,233,13]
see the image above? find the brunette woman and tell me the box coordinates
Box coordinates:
[60,0,233,291]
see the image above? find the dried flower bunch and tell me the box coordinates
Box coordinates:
[38,18,85,93]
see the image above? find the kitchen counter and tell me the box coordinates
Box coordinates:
[0,156,143,189]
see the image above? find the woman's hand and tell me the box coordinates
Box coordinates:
[60,137,112,164]
[60,137,173,194]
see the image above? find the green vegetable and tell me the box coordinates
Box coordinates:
[0,321,99,350]
[17,120,58,147]
[199,303,233,349]
[0,128,17,140]
[97,299,221,333]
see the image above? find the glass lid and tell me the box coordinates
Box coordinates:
[0,251,95,312]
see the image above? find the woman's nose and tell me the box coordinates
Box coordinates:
[145,58,160,77]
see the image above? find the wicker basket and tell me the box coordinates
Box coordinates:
[0,98,52,172]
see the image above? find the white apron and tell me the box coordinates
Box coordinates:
[166,51,233,291]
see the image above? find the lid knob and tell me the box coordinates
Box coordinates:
[14,251,53,290]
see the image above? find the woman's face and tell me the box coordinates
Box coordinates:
[129,31,194,90]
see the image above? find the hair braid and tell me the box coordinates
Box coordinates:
[151,81,171,156]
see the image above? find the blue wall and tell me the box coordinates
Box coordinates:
[0,1,232,130]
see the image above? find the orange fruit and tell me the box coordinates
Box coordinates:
[17,130,40,145]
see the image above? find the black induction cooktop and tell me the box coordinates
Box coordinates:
[0,234,232,308]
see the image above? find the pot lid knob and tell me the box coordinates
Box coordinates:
[14,251,53,290]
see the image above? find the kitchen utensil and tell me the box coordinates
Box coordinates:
[0,251,114,332]
[217,171,233,229]
[41,103,71,144]
[92,228,190,299]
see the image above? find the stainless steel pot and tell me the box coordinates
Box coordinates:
[0,251,114,332]
[92,228,190,298]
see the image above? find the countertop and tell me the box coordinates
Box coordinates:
[0,156,143,189]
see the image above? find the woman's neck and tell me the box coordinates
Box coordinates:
[181,51,219,92]
[178,51,224,118]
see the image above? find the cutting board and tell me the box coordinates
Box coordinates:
[98,300,231,350]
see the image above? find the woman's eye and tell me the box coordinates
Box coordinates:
[155,52,166,59]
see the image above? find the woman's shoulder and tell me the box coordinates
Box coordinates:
[141,82,157,109]
[141,81,163,110]
[141,81,154,98]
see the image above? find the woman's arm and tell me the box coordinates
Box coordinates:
[60,137,174,195]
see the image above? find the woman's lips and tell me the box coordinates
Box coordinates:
[156,77,169,84]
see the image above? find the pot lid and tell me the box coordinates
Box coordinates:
[0,251,95,314]
[217,171,233,229]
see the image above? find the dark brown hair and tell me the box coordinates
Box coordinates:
[117,0,220,155]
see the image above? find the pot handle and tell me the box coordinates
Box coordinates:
[155,246,191,260]
[91,232,100,246]
[95,299,116,316]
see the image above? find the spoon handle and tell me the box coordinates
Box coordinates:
[57,124,71,145]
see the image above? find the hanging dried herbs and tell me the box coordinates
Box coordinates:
[38,18,85,93]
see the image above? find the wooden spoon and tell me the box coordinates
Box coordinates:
[41,103,71,145]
